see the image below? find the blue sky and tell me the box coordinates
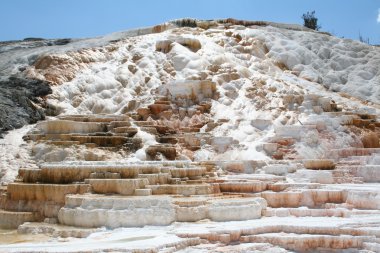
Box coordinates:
[1,0,380,44]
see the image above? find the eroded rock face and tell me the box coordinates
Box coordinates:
[156,40,173,53]
[160,80,217,103]
[176,37,202,52]
[156,37,201,53]
[27,47,116,85]
[0,77,52,137]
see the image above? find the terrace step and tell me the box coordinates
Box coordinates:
[37,163,140,183]
[112,127,138,136]
[7,183,90,203]
[146,184,217,196]
[58,115,129,123]
[0,209,40,229]
[85,178,149,195]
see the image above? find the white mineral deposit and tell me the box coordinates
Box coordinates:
[0,18,380,252]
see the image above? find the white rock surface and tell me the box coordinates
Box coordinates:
[58,195,176,228]
[1,19,380,252]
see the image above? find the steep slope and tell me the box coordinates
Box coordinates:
[1,19,380,252]
[17,19,380,163]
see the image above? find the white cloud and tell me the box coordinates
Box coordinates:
[378,9,380,23]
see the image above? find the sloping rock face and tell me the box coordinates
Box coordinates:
[0,77,51,137]
[1,19,380,252]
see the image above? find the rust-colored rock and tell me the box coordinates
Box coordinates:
[148,104,171,115]
[303,159,336,170]
[361,132,380,148]
[146,145,177,160]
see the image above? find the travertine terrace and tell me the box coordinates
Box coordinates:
[1,19,380,252]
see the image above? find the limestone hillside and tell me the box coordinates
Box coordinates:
[1,19,380,252]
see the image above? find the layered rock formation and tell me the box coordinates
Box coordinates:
[1,18,380,252]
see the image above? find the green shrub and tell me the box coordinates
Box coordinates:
[173,18,198,28]
[302,11,321,31]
